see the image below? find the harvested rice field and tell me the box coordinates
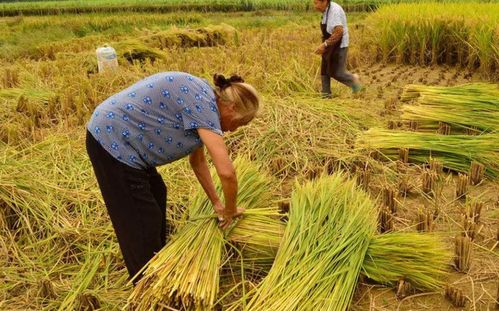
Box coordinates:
[0,1,498,310]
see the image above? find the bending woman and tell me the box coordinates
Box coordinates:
[85,72,259,283]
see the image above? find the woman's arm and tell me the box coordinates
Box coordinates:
[189,146,222,208]
[195,128,242,229]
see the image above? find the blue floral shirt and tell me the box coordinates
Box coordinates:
[87,72,222,169]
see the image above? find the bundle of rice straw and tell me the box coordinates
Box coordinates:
[239,173,377,311]
[126,157,279,310]
[401,83,499,102]
[356,128,499,178]
[400,83,499,133]
[227,208,285,273]
[362,232,450,291]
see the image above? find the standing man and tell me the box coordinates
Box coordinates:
[314,0,362,98]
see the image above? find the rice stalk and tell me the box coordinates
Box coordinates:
[455,173,469,200]
[461,214,482,241]
[454,236,472,272]
[382,186,397,214]
[226,96,364,180]
[356,167,371,191]
[421,168,437,196]
[378,206,394,233]
[469,161,485,185]
[429,157,443,175]
[466,198,483,224]
[445,285,467,307]
[416,208,434,232]
[399,148,409,163]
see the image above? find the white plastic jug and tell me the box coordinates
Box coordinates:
[96,44,118,73]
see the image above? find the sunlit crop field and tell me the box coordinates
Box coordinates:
[1,1,498,310]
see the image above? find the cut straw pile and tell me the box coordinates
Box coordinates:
[237,173,378,311]
[228,173,450,310]
[358,83,498,179]
[115,24,237,64]
[126,157,281,310]
[356,128,499,178]
[225,96,365,179]
[400,83,499,133]
[1,132,450,309]
[0,132,133,309]
[142,24,237,49]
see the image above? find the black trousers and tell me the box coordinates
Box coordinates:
[85,130,167,283]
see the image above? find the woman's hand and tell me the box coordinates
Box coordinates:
[221,206,245,229]
[213,201,225,221]
[315,43,327,55]
[214,202,245,229]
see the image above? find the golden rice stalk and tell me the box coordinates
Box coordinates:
[422,168,437,196]
[454,236,472,272]
[399,148,409,163]
[398,176,410,196]
[400,83,499,133]
[2,67,19,88]
[382,187,397,214]
[408,121,419,132]
[416,208,433,233]
[429,157,443,175]
[462,214,482,241]
[378,206,394,233]
[455,174,469,200]
[445,285,467,307]
[465,126,481,136]
[113,40,166,64]
[469,161,485,186]
[466,199,483,224]
[356,128,499,178]
[396,161,412,196]
[142,24,237,49]
[228,209,285,274]
[356,167,371,192]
